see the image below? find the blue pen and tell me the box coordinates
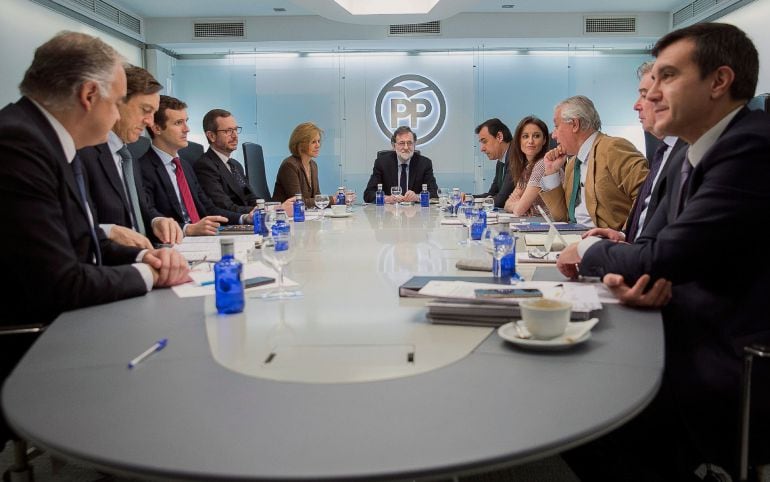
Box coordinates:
[127,338,167,369]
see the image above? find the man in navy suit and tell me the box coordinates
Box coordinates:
[141,96,254,236]
[473,118,514,208]
[559,23,770,479]
[80,66,182,247]
[0,32,189,441]
[363,126,438,204]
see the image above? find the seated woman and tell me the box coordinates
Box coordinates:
[273,122,333,208]
[503,116,550,217]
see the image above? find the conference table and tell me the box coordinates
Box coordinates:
[2,204,664,481]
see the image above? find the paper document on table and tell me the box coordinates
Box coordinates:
[172,260,297,298]
[524,234,581,248]
[174,236,257,262]
[440,218,464,226]
[516,251,560,264]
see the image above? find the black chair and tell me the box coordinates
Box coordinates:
[739,344,770,481]
[126,135,151,160]
[242,142,271,201]
[178,141,204,166]
[747,93,769,112]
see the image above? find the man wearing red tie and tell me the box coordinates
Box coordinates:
[140,96,253,236]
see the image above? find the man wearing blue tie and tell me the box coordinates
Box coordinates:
[80,66,183,247]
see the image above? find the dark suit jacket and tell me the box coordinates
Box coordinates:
[194,148,257,214]
[476,147,514,208]
[79,142,164,235]
[624,137,688,239]
[0,97,147,327]
[580,107,770,468]
[363,151,438,203]
[139,147,242,227]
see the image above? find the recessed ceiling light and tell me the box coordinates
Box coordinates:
[273,7,286,12]
[502,4,515,8]
[334,0,439,15]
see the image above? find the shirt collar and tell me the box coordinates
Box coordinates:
[662,135,677,148]
[107,130,123,156]
[151,144,176,166]
[29,98,76,164]
[576,131,599,163]
[210,146,231,164]
[687,106,742,167]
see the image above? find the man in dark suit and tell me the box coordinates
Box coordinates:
[80,66,182,247]
[559,23,770,479]
[363,126,438,204]
[141,96,253,236]
[194,109,257,213]
[473,118,514,208]
[0,32,189,442]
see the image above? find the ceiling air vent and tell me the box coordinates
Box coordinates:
[194,20,246,38]
[389,21,440,36]
[673,0,744,27]
[584,16,637,34]
[59,0,142,35]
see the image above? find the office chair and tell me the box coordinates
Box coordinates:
[1,324,46,482]
[178,141,204,166]
[242,142,272,201]
[747,93,769,112]
[126,135,151,160]
[739,344,770,482]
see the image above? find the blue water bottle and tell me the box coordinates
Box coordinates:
[471,209,486,240]
[336,186,346,206]
[375,183,385,206]
[293,193,305,222]
[215,238,244,314]
[492,224,514,279]
[420,183,430,207]
[272,208,290,237]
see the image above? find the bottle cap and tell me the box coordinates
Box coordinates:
[377,183,383,189]
[422,184,427,190]
[256,199,265,208]
[220,238,235,256]
[294,193,302,198]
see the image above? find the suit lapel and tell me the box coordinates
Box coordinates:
[97,143,130,209]
[148,149,184,220]
[583,133,602,215]
[209,149,244,202]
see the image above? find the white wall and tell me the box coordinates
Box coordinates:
[0,0,142,105]
[718,0,770,94]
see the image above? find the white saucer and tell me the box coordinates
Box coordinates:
[497,320,594,350]
[326,211,353,218]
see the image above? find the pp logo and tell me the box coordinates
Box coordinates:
[375,74,446,145]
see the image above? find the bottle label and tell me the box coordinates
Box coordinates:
[420,191,429,207]
[293,199,305,222]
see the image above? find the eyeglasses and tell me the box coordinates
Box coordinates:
[215,127,242,135]
[395,141,414,148]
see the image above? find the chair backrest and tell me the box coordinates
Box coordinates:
[242,142,272,200]
[748,93,770,112]
[126,136,151,160]
[178,141,204,166]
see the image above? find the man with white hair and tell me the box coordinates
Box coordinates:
[539,95,648,230]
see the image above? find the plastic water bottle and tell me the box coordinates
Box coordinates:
[293,193,305,222]
[420,183,430,207]
[450,188,462,217]
[253,208,264,235]
[492,225,514,279]
[336,186,346,206]
[215,238,244,314]
[272,208,290,238]
[375,183,385,206]
[471,209,486,240]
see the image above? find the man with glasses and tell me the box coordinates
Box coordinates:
[539,95,648,230]
[363,126,438,204]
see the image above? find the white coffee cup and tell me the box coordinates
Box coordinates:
[519,298,571,339]
[331,204,347,215]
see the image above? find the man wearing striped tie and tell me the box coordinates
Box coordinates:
[80,66,183,247]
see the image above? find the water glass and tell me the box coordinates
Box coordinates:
[483,197,495,213]
[438,187,450,211]
[314,194,329,221]
[263,207,278,246]
[390,186,402,203]
[259,232,301,300]
[345,188,356,212]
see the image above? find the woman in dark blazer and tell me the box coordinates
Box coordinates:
[273,122,335,208]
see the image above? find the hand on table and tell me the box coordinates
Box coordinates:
[142,248,191,287]
[555,242,582,279]
[603,273,672,308]
[582,227,627,243]
[151,217,184,245]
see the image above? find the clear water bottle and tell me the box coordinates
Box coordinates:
[293,192,305,222]
[336,186,346,206]
[375,183,385,206]
[215,238,244,314]
[450,188,462,217]
[420,183,430,207]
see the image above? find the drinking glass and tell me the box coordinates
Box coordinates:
[345,188,356,212]
[263,207,278,246]
[492,236,514,278]
[390,186,402,203]
[314,194,329,221]
[438,187,450,211]
[483,197,495,213]
[259,232,301,300]
[458,203,477,246]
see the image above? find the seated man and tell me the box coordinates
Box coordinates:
[363,126,438,203]
[0,32,189,438]
[80,65,182,248]
[474,118,515,208]
[140,96,255,236]
[539,95,648,230]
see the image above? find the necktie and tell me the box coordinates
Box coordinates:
[227,159,248,189]
[117,145,146,235]
[71,154,103,265]
[626,142,667,241]
[171,157,201,224]
[674,154,693,216]
[567,157,582,223]
[400,163,408,194]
